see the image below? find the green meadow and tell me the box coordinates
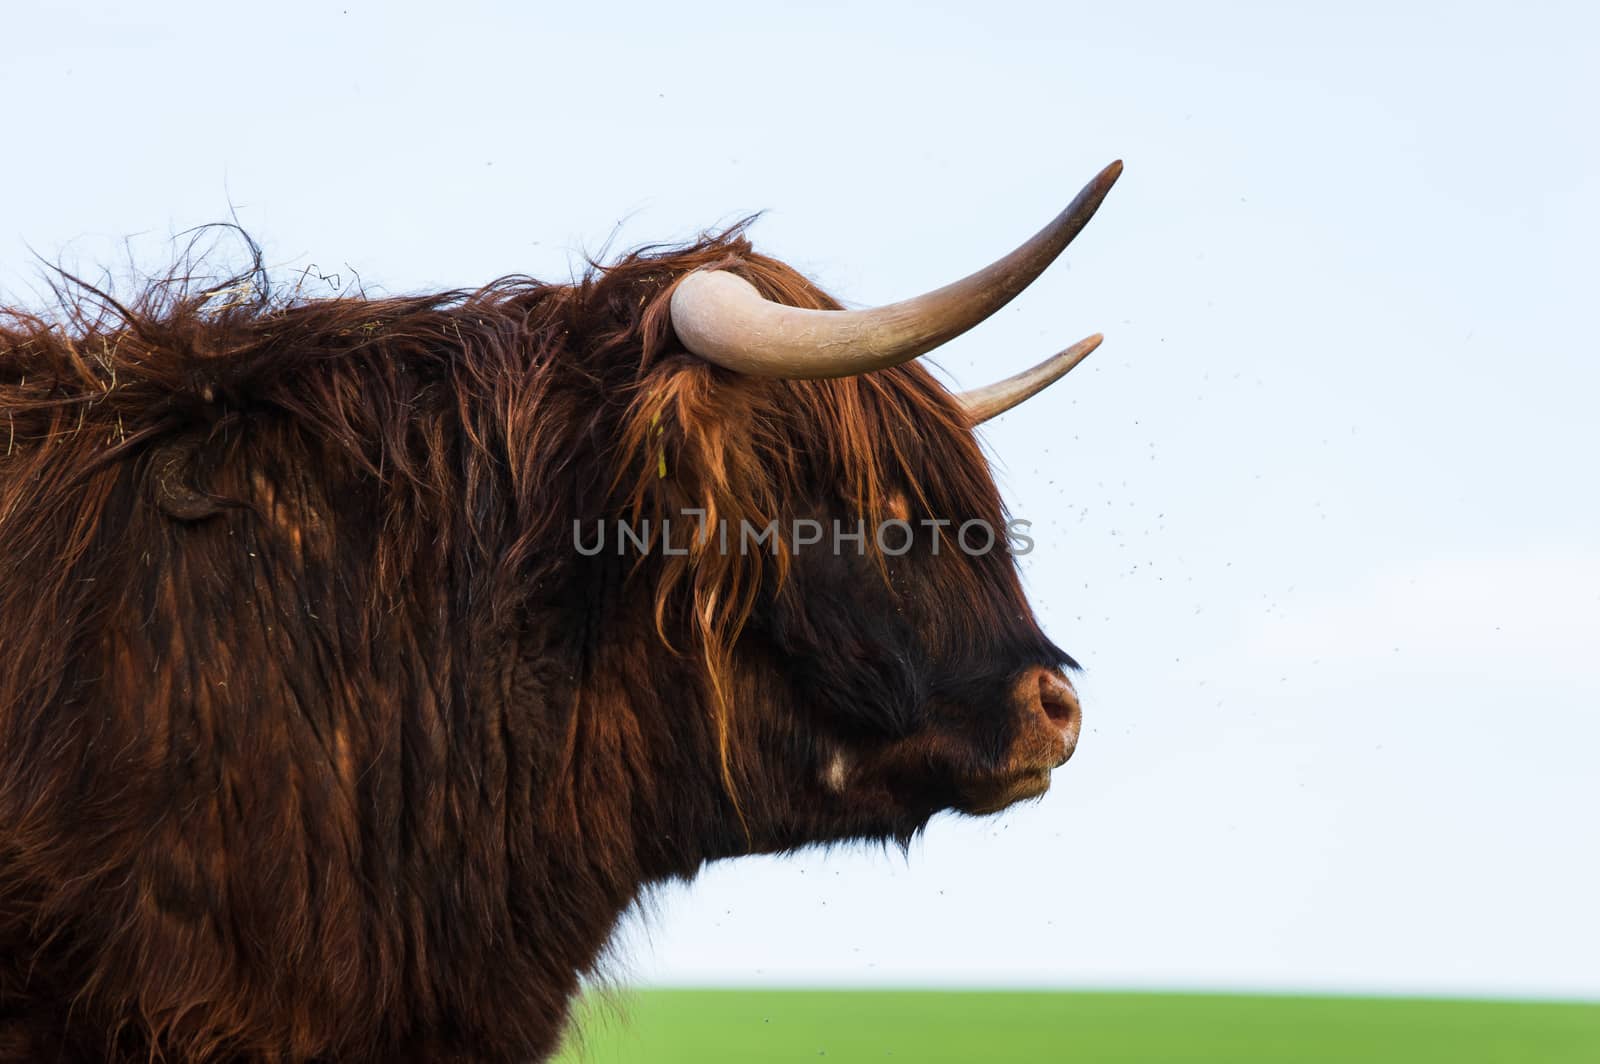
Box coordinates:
[554,990,1600,1063]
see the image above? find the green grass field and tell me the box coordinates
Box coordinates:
[553,990,1600,1063]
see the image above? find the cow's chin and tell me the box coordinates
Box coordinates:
[953,766,1054,816]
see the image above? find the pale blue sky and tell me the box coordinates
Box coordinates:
[5,0,1596,998]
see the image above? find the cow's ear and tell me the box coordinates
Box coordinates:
[618,358,787,642]
[621,358,775,542]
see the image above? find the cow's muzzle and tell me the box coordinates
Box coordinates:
[955,668,1082,815]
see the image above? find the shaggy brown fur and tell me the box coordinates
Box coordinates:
[0,227,1075,1062]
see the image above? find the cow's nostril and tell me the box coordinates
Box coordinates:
[1037,672,1080,728]
[1011,668,1082,772]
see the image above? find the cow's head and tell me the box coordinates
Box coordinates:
[568,162,1120,860]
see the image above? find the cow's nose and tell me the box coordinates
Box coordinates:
[1021,668,1082,767]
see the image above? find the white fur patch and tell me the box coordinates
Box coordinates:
[823,751,851,793]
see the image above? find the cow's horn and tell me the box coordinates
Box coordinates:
[956,333,1103,425]
[669,161,1122,379]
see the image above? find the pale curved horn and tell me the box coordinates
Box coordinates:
[669,161,1122,379]
[957,333,1103,425]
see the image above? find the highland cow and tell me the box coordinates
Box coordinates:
[0,162,1121,1062]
